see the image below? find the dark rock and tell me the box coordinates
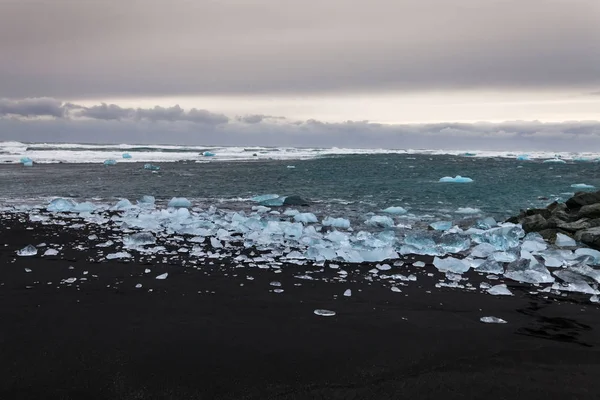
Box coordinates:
[565,191,600,210]
[577,203,600,219]
[524,208,551,219]
[556,218,591,232]
[575,227,600,250]
[283,196,310,206]
[538,229,559,242]
[521,214,548,232]
[505,215,520,224]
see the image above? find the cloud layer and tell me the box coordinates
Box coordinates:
[1,0,599,98]
[1,97,600,152]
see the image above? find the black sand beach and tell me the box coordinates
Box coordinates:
[1,213,600,399]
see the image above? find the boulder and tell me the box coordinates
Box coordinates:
[577,203,600,219]
[556,218,591,232]
[566,191,600,210]
[283,195,310,206]
[575,227,600,249]
[521,214,548,232]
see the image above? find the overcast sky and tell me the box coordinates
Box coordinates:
[1,0,599,148]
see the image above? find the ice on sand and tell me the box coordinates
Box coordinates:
[504,258,555,284]
[168,197,191,208]
[43,249,59,256]
[343,289,352,297]
[47,198,76,212]
[17,245,37,256]
[480,316,507,324]
[381,206,407,215]
[106,252,132,260]
[433,256,470,273]
[555,233,576,247]
[112,199,134,210]
[439,175,473,183]
[314,309,336,317]
[156,273,169,280]
[123,232,156,247]
[487,284,513,296]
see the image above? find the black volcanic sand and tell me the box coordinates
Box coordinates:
[1,213,600,399]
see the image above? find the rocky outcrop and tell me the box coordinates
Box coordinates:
[510,190,600,249]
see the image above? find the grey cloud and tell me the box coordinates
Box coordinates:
[0,98,64,118]
[1,0,599,98]
[78,103,134,120]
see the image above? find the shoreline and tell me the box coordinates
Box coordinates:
[1,213,600,399]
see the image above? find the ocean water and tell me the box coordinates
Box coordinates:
[1,141,599,226]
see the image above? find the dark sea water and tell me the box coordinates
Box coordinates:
[1,154,597,224]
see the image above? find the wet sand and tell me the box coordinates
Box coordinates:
[1,213,600,399]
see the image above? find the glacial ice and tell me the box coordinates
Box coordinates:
[294,213,318,224]
[73,202,97,213]
[23,161,33,167]
[43,249,59,256]
[47,198,77,212]
[456,207,481,214]
[20,157,32,164]
[543,158,566,164]
[429,221,452,231]
[480,316,507,324]
[487,284,513,296]
[322,217,351,229]
[439,175,474,183]
[343,289,352,297]
[314,309,336,317]
[555,233,576,247]
[382,206,407,215]
[138,195,156,206]
[144,163,161,171]
[471,243,497,258]
[203,151,216,157]
[475,259,504,275]
[168,197,191,208]
[103,159,117,165]
[106,252,132,260]
[433,256,470,273]
[156,273,168,280]
[365,215,395,228]
[504,259,555,284]
[123,232,156,247]
[516,154,530,161]
[17,245,37,256]
[571,183,595,189]
[122,153,132,159]
[112,199,134,210]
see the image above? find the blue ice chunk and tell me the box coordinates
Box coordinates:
[381,206,407,214]
[122,153,132,159]
[360,247,398,262]
[112,199,134,210]
[475,217,497,230]
[203,151,216,157]
[433,256,470,273]
[259,197,286,207]
[504,259,555,284]
[571,183,595,189]
[365,215,395,228]
[143,163,160,171]
[439,175,473,183]
[429,221,452,231]
[294,213,318,223]
[475,259,504,274]
[138,195,156,206]
[516,154,530,161]
[574,157,592,162]
[47,198,77,212]
[73,202,97,213]
[23,161,33,167]
[103,159,117,165]
[474,225,524,251]
[251,194,280,202]
[284,223,304,239]
[322,217,351,229]
[437,233,471,253]
[168,197,191,208]
[20,157,32,164]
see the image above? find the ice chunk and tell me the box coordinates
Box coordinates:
[487,284,513,296]
[360,247,398,262]
[122,153,132,159]
[476,225,524,251]
[20,157,33,164]
[23,161,33,167]
[322,217,351,229]
[476,217,498,230]
[259,197,286,207]
[439,175,473,183]
[504,258,555,284]
[112,199,134,210]
[294,213,318,223]
[43,249,59,256]
[314,309,336,317]
[381,206,407,215]
[135,283,142,288]
[574,248,600,264]
[251,194,279,202]
[555,233,576,247]
[433,256,470,273]
[571,183,595,189]
[475,259,504,274]
[552,281,598,295]
[430,221,452,231]
[543,158,566,164]
[17,245,37,256]
[471,243,496,258]
[123,232,156,247]
[455,207,481,214]
[156,273,168,280]
[167,197,191,208]
[287,165,296,169]
[516,154,530,161]
[138,195,156,206]
[343,289,352,297]
[283,209,299,216]
[143,163,160,171]
[103,159,117,165]
[106,252,131,260]
[47,198,76,212]
[73,202,96,213]
[480,316,507,324]
[203,151,216,157]
[365,215,395,228]
[569,263,600,284]
[521,239,547,253]
[391,286,402,292]
[437,233,471,254]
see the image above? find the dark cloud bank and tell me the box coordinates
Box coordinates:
[1,98,599,152]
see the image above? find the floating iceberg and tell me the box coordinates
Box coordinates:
[20,157,32,164]
[168,197,191,208]
[382,206,407,215]
[543,158,566,164]
[47,198,77,212]
[17,245,37,256]
[122,153,132,159]
[143,163,160,171]
[571,183,595,189]
[103,159,117,165]
[480,316,507,324]
[251,194,280,203]
[516,154,530,161]
[23,161,33,167]
[322,217,351,229]
[439,175,473,183]
[203,151,216,157]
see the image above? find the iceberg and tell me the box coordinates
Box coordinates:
[103,159,117,165]
[138,195,156,206]
[439,175,473,183]
[23,161,33,167]
[480,316,507,324]
[143,163,160,171]
[73,202,97,213]
[504,258,555,284]
[167,197,191,208]
[20,157,32,164]
[47,198,76,212]
[365,215,395,228]
[259,197,286,207]
[322,217,351,229]
[571,183,595,189]
[251,194,280,203]
[122,153,132,159]
[203,151,216,157]
[555,233,576,247]
[112,199,134,210]
[516,154,530,161]
[17,245,37,256]
[381,206,407,215]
